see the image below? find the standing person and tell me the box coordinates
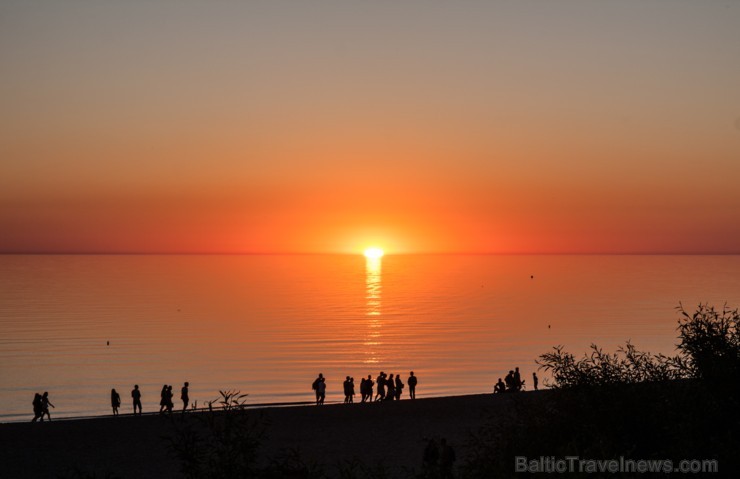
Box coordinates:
[505,370,515,391]
[31,393,43,422]
[408,371,418,399]
[132,385,142,415]
[317,377,326,405]
[312,373,324,405]
[41,392,55,421]
[181,382,190,412]
[395,374,404,400]
[514,367,522,391]
[385,374,396,401]
[364,374,374,402]
[349,377,355,403]
[532,372,539,391]
[132,385,143,414]
[111,389,121,416]
[360,377,368,402]
[343,376,351,403]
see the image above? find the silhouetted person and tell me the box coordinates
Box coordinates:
[31,393,43,422]
[365,374,374,402]
[159,384,168,414]
[504,370,515,391]
[111,389,121,416]
[181,382,189,412]
[532,372,539,391]
[385,374,396,401]
[41,392,54,421]
[317,377,326,405]
[166,385,174,413]
[349,377,355,403]
[343,376,351,403]
[514,367,522,391]
[312,373,324,405]
[439,438,456,478]
[375,372,386,401]
[408,371,418,399]
[395,374,404,400]
[132,385,142,414]
[494,378,506,394]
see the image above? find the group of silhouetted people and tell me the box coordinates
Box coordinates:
[31,392,54,422]
[313,371,418,405]
[158,382,190,414]
[493,367,539,393]
[33,382,192,420]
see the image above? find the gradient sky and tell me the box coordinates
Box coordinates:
[2,1,739,254]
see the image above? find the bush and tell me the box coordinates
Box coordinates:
[676,303,740,383]
[537,303,739,389]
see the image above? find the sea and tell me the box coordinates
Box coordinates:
[1,254,739,423]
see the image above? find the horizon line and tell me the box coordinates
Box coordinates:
[1,251,739,256]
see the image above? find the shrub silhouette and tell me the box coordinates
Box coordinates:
[537,303,738,389]
[169,390,265,479]
[462,303,740,477]
[676,302,740,384]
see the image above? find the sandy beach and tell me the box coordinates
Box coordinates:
[0,392,529,478]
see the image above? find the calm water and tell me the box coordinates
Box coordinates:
[1,254,739,422]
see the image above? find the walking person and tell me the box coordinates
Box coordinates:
[31,393,43,422]
[41,392,55,421]
[375,372,386,401]
[181,382,189,413]
[317,377,326,405]
[159,384,168,414]
[166,385,174,414]
[132,385,142,415]
[111,388,121,416]
[532,372,539,391]
[408,371,418,399]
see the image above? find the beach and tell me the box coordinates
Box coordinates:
[0,392,524,478]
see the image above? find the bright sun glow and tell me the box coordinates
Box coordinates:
[364,247,384,259]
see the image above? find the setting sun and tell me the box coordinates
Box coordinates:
[363,247,384,259]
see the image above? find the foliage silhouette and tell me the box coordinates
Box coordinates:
[462,303,740,477]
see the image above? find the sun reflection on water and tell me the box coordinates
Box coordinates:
[364,256,382,364]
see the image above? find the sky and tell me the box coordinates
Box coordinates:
[1,0,739,254]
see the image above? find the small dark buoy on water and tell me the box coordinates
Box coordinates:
[531,275,534,279]
[548,325,551,329]
[107,341,110,345]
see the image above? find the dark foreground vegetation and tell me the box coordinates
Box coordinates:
[464,303,740,477]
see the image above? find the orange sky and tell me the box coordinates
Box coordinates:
[2,1,740,254]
